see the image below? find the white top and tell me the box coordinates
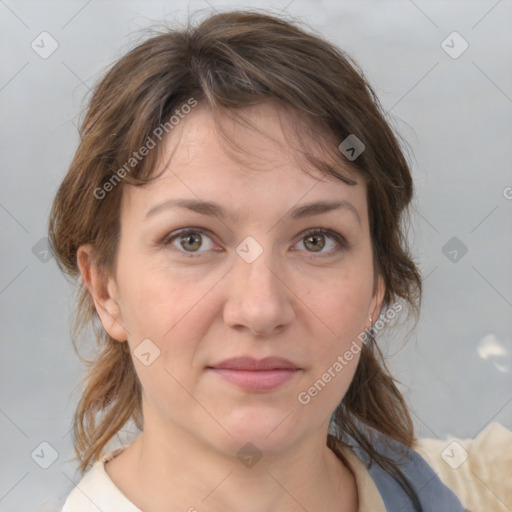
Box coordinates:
[61,446,142,511]
[61,422,512,512]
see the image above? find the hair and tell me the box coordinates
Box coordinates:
[49,8,423,507]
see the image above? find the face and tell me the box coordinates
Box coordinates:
[90,102,384,456]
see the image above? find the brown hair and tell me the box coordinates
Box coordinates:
[49,8,422,490]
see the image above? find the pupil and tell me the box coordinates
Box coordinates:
[307,234,324,251]
[182,234,200,251]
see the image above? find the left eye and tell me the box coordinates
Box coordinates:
[295,228,347,257]
[163,228,346,257]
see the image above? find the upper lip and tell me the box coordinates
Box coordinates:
[208,356,300,370]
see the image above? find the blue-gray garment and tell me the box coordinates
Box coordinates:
[341,424,469,512]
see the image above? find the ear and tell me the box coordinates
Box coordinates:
[77,245,128,342]
[368,273,385,329]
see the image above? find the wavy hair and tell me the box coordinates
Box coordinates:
[49,9,422,507]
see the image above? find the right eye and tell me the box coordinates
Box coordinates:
[162,228,218,257]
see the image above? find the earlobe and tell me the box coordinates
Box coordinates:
[76,245,128,342]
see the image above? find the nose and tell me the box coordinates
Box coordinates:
[223,246,296,337]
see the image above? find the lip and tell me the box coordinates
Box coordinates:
[207,357,301,392]
[209,356,300,371]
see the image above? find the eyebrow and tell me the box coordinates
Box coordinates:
[145,198,361,226]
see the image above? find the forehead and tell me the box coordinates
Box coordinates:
[163,102,358,176]
[121,102,367,222]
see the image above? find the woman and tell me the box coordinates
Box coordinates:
[50,10,510,512]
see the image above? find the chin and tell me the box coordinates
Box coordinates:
[218,407,303,452]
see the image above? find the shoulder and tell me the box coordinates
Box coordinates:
[412,421,512,512]
[360,428,468,512]
[61,447,141,512]
[330,420,469,511]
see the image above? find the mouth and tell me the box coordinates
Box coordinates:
[207,356,302,392]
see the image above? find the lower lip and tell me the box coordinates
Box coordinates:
[208,368,299,392]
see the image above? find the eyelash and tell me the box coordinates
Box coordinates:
[161,227,348,259]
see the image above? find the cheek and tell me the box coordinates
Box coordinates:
[297,280,367,411]
[306,267,373,338]
[117,262,224,379]
[296,345,361,415]
[298,267,372,400]
[119,258,212,332]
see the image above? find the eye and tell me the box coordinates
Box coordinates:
[161,227,348,259]
[163,228,217,257]
[294,228,347,258]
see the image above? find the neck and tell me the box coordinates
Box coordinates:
[114,418,358,512]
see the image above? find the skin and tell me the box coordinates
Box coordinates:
[78,101,385,512]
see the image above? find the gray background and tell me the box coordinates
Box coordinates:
[1,0,511,510]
